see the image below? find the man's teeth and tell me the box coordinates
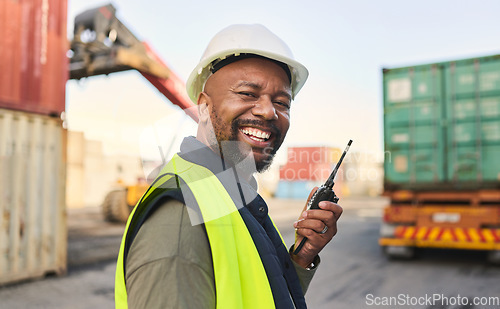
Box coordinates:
[240,128,271,140]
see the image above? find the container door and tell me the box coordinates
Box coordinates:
[383,65,445,187]
[444,56,500,184]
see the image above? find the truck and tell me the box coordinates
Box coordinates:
[379,54,500,263]
[69,4,198,222]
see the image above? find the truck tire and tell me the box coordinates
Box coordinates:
[383,246,416,260]
[102,190,132,223]
[487,250,500,265]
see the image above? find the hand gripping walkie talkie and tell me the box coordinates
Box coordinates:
[293,140,353,255]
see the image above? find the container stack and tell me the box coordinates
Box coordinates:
[383,55,500,190]
[380,55,500,259]
[0,0,68,284]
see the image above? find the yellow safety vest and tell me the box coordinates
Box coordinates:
[115,154,277,308]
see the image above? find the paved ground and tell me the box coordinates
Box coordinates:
[1,196,499,309]
[66,207,125,267]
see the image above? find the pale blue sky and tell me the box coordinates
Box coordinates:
[66,0,500,163]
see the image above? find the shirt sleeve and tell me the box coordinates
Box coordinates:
[290,250,320,295]
[125,199,215,309]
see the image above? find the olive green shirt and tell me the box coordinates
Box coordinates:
[125,199,316,308]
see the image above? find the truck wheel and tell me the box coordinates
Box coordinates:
[383,246,416,260]
[102,190,131,223]
[487,250,500,265]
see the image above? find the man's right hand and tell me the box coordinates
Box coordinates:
[291,187,343,268]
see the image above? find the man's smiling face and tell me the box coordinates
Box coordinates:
[199,57,292,172]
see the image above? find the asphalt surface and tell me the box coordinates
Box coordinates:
[1,197,499,309]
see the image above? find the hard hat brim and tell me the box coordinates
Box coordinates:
[186,49,308,104]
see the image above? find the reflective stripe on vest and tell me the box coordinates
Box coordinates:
[115,154,277,308]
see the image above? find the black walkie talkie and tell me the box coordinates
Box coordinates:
[293,140,353,255]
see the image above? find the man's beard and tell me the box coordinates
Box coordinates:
[208,109,283,173]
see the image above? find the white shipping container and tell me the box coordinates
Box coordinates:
[0,108,67,285]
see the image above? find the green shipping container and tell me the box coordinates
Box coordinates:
[383,54,500,191]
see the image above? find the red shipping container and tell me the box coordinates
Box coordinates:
[280,146,343,181]
[0,0,68,117]
[280,162,311,181]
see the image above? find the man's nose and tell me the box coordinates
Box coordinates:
[252,96,278,120]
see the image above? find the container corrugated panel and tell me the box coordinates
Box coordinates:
[0,0,68,117]
[383,55,500,190]
[0,108,67,285]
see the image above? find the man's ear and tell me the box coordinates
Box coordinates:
[197,92,211,123]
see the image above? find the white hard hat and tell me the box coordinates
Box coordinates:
[186,24,309,104]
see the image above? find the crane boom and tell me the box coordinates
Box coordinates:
[69,4,198,122]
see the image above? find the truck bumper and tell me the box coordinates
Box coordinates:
[379,226,500,251]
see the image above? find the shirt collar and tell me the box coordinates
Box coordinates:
[178,136,259,191]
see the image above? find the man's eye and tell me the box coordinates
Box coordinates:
[239,92,255,97]
[274,101,290,109]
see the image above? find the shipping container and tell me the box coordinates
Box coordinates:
[383,55,500,190]
[0,108,67,284]
[279,162,335,181]
[274,181,321,199]
[274,179,345,200]
[279,146,341,181]
[380,55,500,262]
[0,0,68,117]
